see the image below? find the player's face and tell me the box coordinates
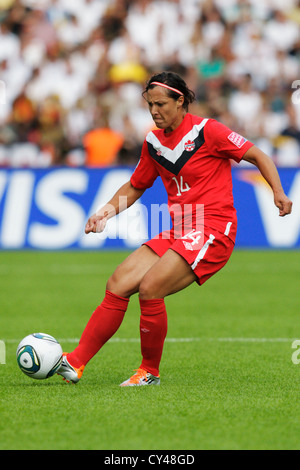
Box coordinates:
[146,87,185,133]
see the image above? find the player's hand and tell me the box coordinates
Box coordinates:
[274,193,293,217]
[85,212,108,234]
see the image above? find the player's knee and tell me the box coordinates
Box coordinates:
[106,269,125,296]
[106,268,138,298]
[139,275,161,300]
[106,272,117,293]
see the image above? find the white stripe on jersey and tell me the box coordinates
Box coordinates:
[191,234,215,271]
[224,222,232,236]
[146,118,209,165]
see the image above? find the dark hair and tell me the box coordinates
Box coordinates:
[143,71,195,111]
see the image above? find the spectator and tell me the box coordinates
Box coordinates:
[228,73,263,136]
[0,0,299,167]
[83,110,124,167]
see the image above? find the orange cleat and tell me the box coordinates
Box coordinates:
[120,368,160,387]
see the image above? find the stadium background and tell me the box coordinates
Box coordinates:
[0,0,299,250]
[1,0,300,167]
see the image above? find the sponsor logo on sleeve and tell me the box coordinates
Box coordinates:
[228,132,247,148]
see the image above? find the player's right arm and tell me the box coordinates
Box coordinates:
[85,181,145,234]
[85,139,159,234]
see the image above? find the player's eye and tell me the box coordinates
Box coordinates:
[150,102,164,108]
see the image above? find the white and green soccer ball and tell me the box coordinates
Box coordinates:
[16,333,63,380]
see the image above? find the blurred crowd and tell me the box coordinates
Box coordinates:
[0,0,300,168]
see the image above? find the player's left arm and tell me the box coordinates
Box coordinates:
[242,145,293,217]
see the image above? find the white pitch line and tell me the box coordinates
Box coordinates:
[3,337,297,344]
[216,337,295,343]
[60,337,298,344]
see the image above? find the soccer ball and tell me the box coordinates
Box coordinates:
[16,333,63,380]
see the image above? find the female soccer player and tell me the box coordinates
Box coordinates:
[57,72,292,385]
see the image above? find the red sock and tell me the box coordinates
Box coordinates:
[139,298,168,377]
[67,290,129,367]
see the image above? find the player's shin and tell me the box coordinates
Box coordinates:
[67,290,129,368]
[139,298,168,377]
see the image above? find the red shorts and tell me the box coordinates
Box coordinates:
[144,227,235,285]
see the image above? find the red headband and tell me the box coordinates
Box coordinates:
[150,81,184,96]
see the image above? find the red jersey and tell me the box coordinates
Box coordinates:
[130,113,254,241]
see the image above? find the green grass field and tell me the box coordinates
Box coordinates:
[0,249,300,450]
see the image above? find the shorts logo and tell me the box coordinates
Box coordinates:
[182,230,202,251]
[184,140,195,152]
[183,241,194,251]
[228,132,247,148]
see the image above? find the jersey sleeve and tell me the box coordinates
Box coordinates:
[204,119,254,163]
[130,140,159,190]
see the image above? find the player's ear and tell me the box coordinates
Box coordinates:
[177,95,185,109]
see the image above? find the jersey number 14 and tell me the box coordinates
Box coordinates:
[172,176,191,196]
